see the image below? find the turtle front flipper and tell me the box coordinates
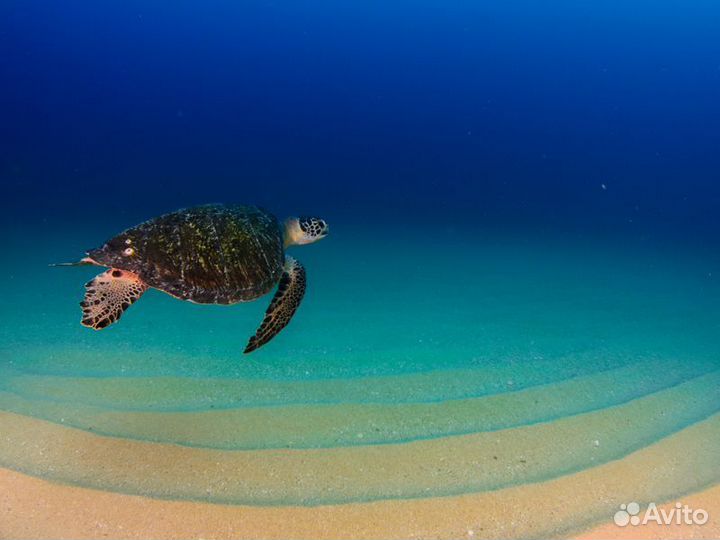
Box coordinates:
[81,269,148,330]
[244,257,306,354]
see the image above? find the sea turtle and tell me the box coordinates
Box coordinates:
[54,204,329,353]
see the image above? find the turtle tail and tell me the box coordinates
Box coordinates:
[49,257,96,267]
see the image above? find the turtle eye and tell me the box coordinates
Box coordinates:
[123,247,135,256]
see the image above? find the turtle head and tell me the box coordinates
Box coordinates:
[284,216,330,247]
[87,232,142,269]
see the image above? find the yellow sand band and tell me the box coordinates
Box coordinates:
[0,359,715,449]
[0,371,718,506]
[1,414,719,539]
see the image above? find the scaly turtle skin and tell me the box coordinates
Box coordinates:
[56,204,329,353]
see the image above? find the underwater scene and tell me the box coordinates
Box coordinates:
[1,1,719,539]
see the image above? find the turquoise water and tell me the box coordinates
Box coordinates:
[1,218,718,405]
[5,217,720,382]
[4,220,719,380]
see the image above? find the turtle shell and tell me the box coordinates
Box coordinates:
[89,205,285,304]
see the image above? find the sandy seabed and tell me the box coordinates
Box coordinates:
[2,474,718,539]
[1,410,718,540]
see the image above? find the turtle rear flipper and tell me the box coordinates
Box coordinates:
[244,257,306,353]
[81,269,148,330]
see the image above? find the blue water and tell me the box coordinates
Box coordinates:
[3,1,720,235]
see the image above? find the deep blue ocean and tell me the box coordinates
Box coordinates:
[3,0,720,236]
